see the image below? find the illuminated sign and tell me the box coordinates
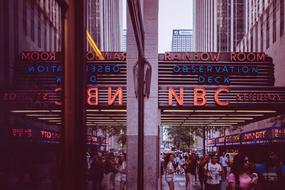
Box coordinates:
[20,51,126,62]
[159,52,273,85]
[236,93,281,102]
[12,128,33,138]
[10,128,61,143]
[216,137,225,146]
[225,134,241,145]
[162,52,266,62]
[240,129,271,145]
[168,87,229,107]
[1,52,283,110]
[212,126,285,147]
[18,52,125,85]
[159,86,285,108]
[207,138,216,146]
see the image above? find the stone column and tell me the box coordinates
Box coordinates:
[126,0,160,189]
[126,5,139,189]
[143,0,160,189]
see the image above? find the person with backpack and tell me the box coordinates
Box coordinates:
[204,154,223,190]
[255,151,285,190]
[228,153,258,190]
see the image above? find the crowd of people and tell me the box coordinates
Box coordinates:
[162,151,285,190]
[86,151,127,190]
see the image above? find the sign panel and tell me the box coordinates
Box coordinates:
[159,52,274,86]
[225,134,241,145]
[10,127,61,144]
[215,136,225,146]
[159,86,285,109]
[207,138,216,146]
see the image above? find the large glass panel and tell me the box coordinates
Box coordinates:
[0,0,63,189]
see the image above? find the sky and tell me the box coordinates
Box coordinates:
[122,0,193,53]
[158,0,193,53]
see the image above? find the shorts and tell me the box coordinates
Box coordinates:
[165,174,174,182]
[121,174,127,182]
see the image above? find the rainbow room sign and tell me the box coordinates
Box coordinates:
[0,52,126,109]
[158,52,285,109]
[2,52,285,110]
[158,52,274,86]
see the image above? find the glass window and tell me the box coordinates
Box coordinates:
[273,0,277,43]
[281,0,284,36]
[266,9,270,49]
[31,1,35,41]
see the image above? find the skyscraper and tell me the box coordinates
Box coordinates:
[87,0,123,52]
[194,0,244,52]
[121,29,127,51]
[171,29,193,52]
[235,0,285,86]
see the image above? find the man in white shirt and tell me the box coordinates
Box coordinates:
[219,152,228,180]
[204,154,223,190]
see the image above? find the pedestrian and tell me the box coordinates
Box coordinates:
[90,155,104,190]
[198,156,207,190]
[228,153,258,190]
[255,151,285,190]
[185,155,196,190]
[101,153,118,190]
[219,152,229,180]
[165,153,175,190]
[118,153,127,190]
[204,154,223,190]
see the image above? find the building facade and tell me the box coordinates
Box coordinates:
[236,0,285,86]
[194,0,244,52]
[171,29,193,52]
[121,28,127,51]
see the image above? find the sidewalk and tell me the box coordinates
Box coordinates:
[86,173,227,190]
[161,174,228,190]
[162,174,200,190]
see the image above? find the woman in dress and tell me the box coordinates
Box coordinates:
[118,153,127,190]
[165,153,175,190]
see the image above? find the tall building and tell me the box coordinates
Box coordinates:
[236,0,285,86]
[121,29,127,51]
[87,0,101,50]
[87,0,123,52]
[0,0,62,85]
[194,0,244,52]
[171,29,193,52]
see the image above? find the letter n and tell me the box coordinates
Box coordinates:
[108,87,123,105]
[168,88,184,106]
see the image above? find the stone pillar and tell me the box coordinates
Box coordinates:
[126,0,160,189]
[126,5,139,189]
[143,0,160,189]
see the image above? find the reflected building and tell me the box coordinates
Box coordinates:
[0,0,62,85]
[87,0,123,51]
[194,0,244,52]
[0,0,63,189]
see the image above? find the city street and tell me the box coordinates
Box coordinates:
[1,0,285,190]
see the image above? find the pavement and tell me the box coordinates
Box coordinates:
[161,174,228,190]
[86,173,228,190]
